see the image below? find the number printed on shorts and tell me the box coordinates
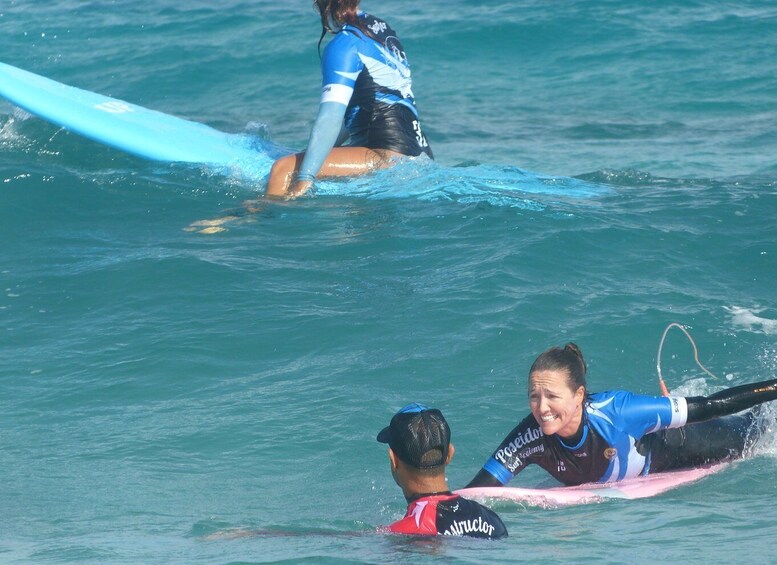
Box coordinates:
[412,120,428,148]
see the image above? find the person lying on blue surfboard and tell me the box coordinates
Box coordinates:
[466,343,777,488]
[265,0,433,199]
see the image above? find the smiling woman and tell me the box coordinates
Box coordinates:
[528,343,588,438]
[466,343,777,488]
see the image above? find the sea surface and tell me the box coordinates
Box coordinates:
[2,1,777,563]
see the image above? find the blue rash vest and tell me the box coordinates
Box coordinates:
[480,391,689,486]
[319,12,432,157]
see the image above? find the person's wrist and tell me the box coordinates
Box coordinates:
[295,173,316,183]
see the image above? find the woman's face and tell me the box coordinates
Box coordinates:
[528,369,585,438]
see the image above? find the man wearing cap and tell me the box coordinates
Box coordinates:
[377,403,508,539]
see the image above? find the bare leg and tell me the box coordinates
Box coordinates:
[185,147,404,233]
[265,153,304,197]
[265,146,404,198]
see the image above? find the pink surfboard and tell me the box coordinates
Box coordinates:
[455,464,726,508]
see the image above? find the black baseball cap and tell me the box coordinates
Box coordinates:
[376,403,451,469]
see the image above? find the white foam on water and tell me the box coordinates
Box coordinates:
[311,158,609,209]
[725,305,777,335]
[0,114,19,148]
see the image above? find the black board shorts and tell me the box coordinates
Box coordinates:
[352,104,434,159]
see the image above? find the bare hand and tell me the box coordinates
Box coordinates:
[286,179,313,200]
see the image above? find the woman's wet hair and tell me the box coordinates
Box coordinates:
[316,0,361,29]
[529,343,587,392]
[315,0,374,57]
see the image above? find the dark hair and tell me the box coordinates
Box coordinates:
[413,450,447,476]
[315,0,375,56]
[315,0,360,27]
[529,343,587,392]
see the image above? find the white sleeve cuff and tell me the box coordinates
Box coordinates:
[668,396,688,428]
[320,83,353,106]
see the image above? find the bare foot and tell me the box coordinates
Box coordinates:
[183,215,240,234]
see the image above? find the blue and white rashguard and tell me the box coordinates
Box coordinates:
[319,12,432,157]
[480,391,689,486]
[295,12,432,183]
[469,377,777,488]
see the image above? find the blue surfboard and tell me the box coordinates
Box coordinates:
[1,61,609,201]
[0,61,288,176]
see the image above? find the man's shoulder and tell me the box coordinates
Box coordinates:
[386,494,507,539]
[385,496,440,536]
[436,495,508,539]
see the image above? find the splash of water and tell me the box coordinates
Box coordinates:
[725,306,777,335]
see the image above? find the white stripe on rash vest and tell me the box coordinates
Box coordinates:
[321,83,354,106]
[668,397,688,428]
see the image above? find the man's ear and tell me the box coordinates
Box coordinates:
[446,443,455,465]
[388,447,399,470]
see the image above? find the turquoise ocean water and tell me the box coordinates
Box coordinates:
[2,1,777,562]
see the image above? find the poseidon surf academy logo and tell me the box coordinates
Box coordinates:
[494,427,543,471]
